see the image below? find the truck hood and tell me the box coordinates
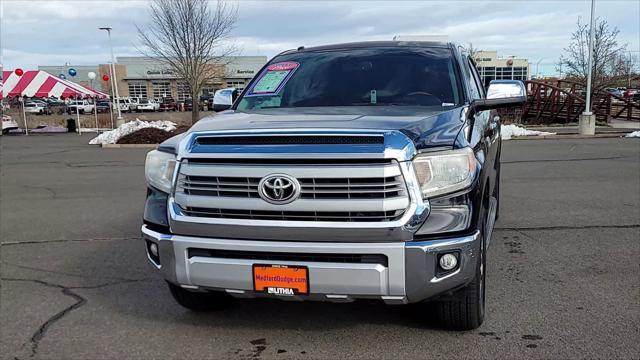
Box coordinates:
[187,107,465,149]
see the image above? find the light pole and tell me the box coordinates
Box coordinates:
[535,58,546,79]
[88,71,99,132]
[99,27,123,125]
[580,0,596,135]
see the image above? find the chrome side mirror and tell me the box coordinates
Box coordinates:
[486,80,526,99]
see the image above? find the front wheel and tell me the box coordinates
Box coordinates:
[167,282,233,312]
[433,205,487,330]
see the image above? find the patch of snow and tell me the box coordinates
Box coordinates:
[88,119,176,145]
[501,124,556,140]
[79,128,115,133]
[625,131,640,138]
[30,126,67,133]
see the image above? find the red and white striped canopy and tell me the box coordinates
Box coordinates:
[1,70,108,100]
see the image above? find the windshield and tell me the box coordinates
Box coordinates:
[237,46,461,112]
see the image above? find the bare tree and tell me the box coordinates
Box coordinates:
[137,0,238,124]
[557,17,628,90]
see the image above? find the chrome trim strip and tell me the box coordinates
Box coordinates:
[169,198,415,229]
[179,163,402,178]
[405,230,480,252]
[174,193,409,212]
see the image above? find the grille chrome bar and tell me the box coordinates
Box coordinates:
[174,192,409,212]
[179,163,402,179]
[180,206,405,222]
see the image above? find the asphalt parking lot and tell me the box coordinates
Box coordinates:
[1,134,639,359]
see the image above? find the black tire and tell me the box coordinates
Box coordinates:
[2,129,9,135]
[494,163,501,221]
[434,201,487,331]
[167,282,233,312]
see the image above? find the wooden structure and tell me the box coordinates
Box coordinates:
[521,78,640,125]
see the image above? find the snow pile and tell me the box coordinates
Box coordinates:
[80,128,115,133]
[88,119,176,145]
[30,126,67,133]
[501,124,556,140]
[625,131,640,138]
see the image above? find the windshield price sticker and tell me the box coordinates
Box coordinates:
[246,61,300,96]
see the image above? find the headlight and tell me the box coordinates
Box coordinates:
[412,147,477,199]
[145,150,176,193]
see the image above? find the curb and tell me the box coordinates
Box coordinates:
[101,143,158,149]
[509,133,633,140]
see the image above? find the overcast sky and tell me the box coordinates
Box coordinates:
[2,0,639,76]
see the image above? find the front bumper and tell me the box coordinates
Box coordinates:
[142,225,480,304]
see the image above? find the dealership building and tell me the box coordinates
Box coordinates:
[473,51,530,87]
[40,55,267,101]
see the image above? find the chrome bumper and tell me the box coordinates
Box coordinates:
[142,225,480,304]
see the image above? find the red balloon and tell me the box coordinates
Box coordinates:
[102,74,110,81]
[15,68,24,76]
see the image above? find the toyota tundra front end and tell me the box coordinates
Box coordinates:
[141,41,526,330]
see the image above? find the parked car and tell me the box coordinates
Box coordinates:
[183,98,204,111]
[136,98,160,112]
[30,99,49,107]
[623,88,639,98]
[45,97,65,106]
[24,102,49,114]
[66,100,95,114]
[142,41,526,330]
[158,97,177,111]
[212,88,238,112]
[116,98,135,113]
[605,88,624,97]
[2,115,19,134]
[95,101,112,113]
[129,97,141,111]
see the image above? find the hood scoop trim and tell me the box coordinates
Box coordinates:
[195,135,384,146]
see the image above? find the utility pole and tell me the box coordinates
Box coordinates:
[579,0,597,135]
[99,27,123,125]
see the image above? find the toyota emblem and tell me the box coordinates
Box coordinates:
[258,174,300,205]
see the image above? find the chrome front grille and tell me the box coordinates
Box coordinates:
[173,159,411,223]
[178,175,406,200]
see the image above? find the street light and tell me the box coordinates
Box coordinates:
[535,58,546,79]
[580,0,596,135]
[99,27,123,125]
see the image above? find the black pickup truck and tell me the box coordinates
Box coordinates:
[142,41,526,330]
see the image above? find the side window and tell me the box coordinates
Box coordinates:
[467,59,483,100]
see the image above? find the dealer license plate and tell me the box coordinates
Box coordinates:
[253,264,309,296]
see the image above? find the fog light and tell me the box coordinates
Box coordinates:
[439,253,458,271]
[149,242,159,257]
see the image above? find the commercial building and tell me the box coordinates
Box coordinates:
[473,51,530,87]
[40,55,267,100]
[38,65,99,87]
